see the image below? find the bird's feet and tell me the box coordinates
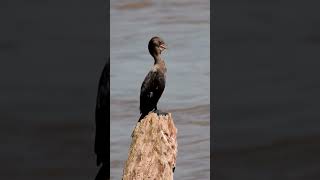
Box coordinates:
[153,109,168,116]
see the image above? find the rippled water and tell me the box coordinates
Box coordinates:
[110,0,210,179]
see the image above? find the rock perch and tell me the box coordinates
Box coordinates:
[122,112,178,180]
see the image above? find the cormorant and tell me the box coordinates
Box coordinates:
[94,57,110,180]
[139,36,168,121]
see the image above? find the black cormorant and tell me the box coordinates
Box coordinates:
[139,36,168,120]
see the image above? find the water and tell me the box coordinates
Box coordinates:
[110,0,210,179]
[3,0,320,179]
[213,1,320,179]
[0,1,105,179]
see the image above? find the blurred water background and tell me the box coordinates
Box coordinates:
[0,1,105,179]
[214,1,320,179]
[110,0,210,179]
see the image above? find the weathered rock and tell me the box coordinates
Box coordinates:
[122,112,178,180]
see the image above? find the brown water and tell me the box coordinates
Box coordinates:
[110,0,210,179]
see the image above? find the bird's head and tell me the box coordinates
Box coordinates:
[148,36,167,57]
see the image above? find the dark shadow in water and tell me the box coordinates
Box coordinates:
[94,57,110,179]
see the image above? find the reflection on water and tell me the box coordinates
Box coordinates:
[110,0,210,179]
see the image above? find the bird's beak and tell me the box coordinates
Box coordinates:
[159,44,167,51]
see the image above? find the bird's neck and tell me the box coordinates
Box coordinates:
[153,55,164,65]
[152,55,166,73]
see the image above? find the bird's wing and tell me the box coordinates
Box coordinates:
[139,70,165,113]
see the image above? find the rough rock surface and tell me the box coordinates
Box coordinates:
[122,112,178,180]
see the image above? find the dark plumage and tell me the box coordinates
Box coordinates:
[139,37,168,120]
[94,57,110,179]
